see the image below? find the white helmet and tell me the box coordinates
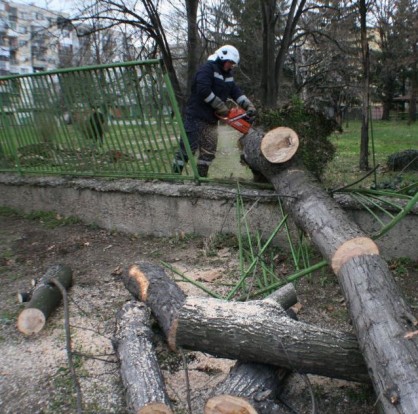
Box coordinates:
[210,45,240,65]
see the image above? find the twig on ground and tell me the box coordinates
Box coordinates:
[51,278,83,414]
[181,349,193,414]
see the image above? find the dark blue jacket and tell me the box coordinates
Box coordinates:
[185,59,244,124]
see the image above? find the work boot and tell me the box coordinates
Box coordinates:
[172,160,184,174]
[197,164,209,177]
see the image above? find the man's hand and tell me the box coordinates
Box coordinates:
[237,95,256,117]
[246,105,256,117]
[216,106,230,117]
[210,96,229,117]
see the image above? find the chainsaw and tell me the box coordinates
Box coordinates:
[217,107,253,134]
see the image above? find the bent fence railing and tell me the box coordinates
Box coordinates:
[0,59,198,180]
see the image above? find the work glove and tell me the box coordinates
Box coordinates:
[237,95,256,117]
[246,105,256,117]
[210,96,229,117]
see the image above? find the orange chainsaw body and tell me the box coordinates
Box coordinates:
[223,107,252,134]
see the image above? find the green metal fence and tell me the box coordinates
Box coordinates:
[0,60,198,180]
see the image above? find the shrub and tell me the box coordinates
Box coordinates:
[258,99,338,179]
[387,149,418,171]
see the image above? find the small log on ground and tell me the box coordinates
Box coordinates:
[205,361,289,414]
[123,262,368,383]
[265,282,298,310]
[123,261,186,335]
[17,264,73,335]
[113,301,173,414]
[240,127,418,413]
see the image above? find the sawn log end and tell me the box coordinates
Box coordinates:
[128,264,150,302]
[17,308,46,335]
[204,395,258,414]
[137,402,174,413]
[260,126,299,164]
[331,237,380,274]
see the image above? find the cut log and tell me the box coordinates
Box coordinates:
[123,262,368,383]
[265,282,297,309]
[204,286,299,414]
[113,301,173,414]
[171,296,368,382]
[17,264,73,335]
[205,360,289,414]
[123,261,186,338]
[260,126,299,164]
[240,128,418,413]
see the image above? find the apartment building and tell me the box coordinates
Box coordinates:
[0,1,71,75]
[0,0,127,76]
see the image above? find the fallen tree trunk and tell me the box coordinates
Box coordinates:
[123,262,368,383]
[113,301,173,414]
[240,127,418,413]
[17,264,73,335]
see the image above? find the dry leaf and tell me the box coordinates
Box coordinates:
[196,269,222,282]
[404,330,418,339]
[217,248,231,257]
[290,303,303,314]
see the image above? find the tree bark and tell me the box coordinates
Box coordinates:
[123,262,368,383]
[204,362,288,414]
[240,127,418,413]
[359,0,370,171]
[266,282,298,310]
[185,0,200,98]
[113,301,173,414]
[17,264,73,335]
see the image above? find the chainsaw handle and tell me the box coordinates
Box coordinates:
[215,113,229,121]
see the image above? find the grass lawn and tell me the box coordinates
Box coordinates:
[321,120,417,191]
[211,120,417,191]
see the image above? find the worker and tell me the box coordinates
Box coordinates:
[172,45,256,177]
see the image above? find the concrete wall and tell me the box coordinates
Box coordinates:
[0,173,416,260]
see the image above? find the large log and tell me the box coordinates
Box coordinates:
[113,301,173,414]
[123,262,368,383]
[240,127,418,413]
[17,264,73,335]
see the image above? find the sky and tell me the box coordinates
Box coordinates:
[17,0,77,15]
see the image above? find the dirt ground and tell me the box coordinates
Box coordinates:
[1,213,417,414]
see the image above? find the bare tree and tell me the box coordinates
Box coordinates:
[259,0,308,107]
[72,0,185,105]
[373,0,400,120]
[395,0,418,124]
[185,0,200,96]
[359,0,371,171]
